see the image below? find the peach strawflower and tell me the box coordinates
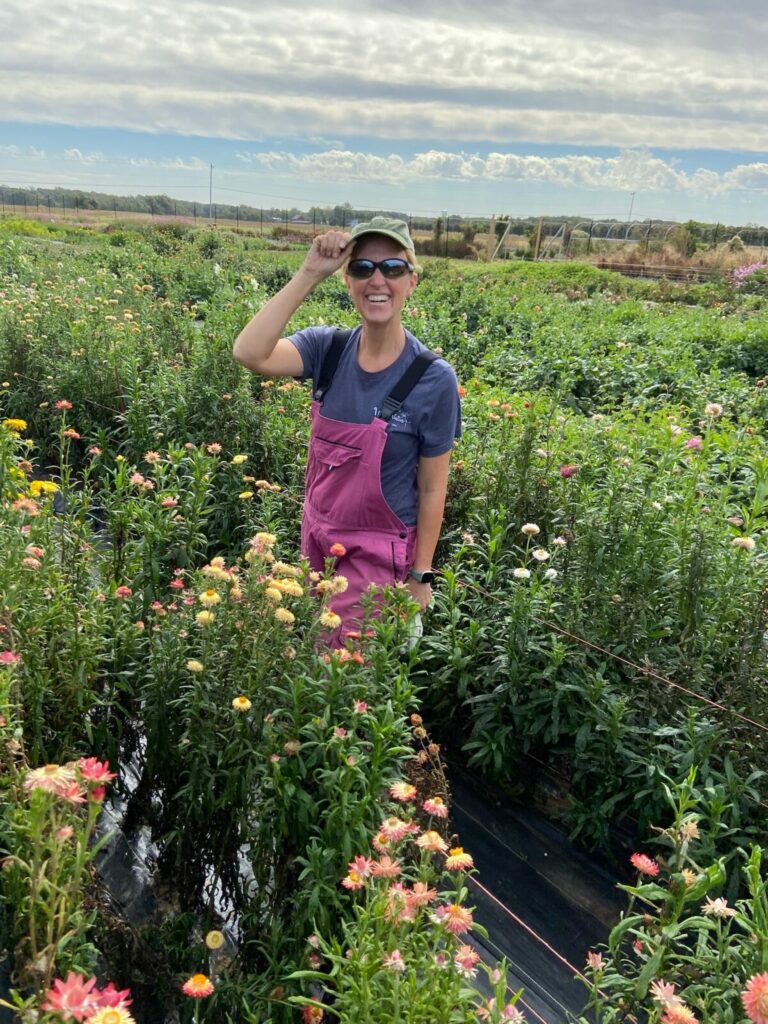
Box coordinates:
[380,817,417,842]
[445,846,474,871]
[329,543,346,557]
[651,980,681,1009]
[743,973,768,1024]
[24,763,77,796]
[436,902,474,934]
[408,881,438,906]
[182,974,214,998]
[661,1005,699,1024]
[341,869,365,890]
[371,855,402,878]
[415,830,448,854]
[86,1008,136,1024]
[390,781,417,802]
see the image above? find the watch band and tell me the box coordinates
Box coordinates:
[408,568,435,584]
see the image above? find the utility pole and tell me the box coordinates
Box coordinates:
[209,163,214,222]
[628,191,636,223]
[442,210,448,257]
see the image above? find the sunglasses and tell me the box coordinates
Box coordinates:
[347,258,414,280]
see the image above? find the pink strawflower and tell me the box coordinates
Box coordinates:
[422,795,448,818]
[559,463,580,478]
[385,883,417,924]
[55,399,73,410]
[329,542,346,557]
[88,446,102,456]
[382,949,406,972]
[353,700,368,714]
[0,650,20,665]
[651,979,682,1009]
[630,852,660,876]
[685,436,703,451]
[743,972,768,1024]
[41,972,99,1021]
[78,757,117,785]
[114,586,132,599]
[96,982,133,1008]
[60,782,87,805]
[181,974,214,998]
[587,951,604,970]
[347,855,374,877]
[63,429,81,440]
[454,944,480,975]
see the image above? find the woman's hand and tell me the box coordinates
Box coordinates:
[406,576,432,611]
[300,230,352,282]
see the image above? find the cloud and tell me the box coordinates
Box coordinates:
[235,147,768,197]
[127,156,208,171]
[63,148,106,164]
[2,0,767,152]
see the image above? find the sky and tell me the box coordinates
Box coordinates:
[1,0,768,226]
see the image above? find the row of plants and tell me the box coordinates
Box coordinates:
[1,223,768,1020]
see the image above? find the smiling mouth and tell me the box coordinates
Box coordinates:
[366,295,390,303]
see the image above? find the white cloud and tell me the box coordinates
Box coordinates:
[236,147,768,197]
[63,148,106,165]
[2,0,767,152]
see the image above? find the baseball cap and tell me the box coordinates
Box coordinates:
[347,216,414,252]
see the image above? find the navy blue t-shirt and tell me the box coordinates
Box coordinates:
[289,326,462,526]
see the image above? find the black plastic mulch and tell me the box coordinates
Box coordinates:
[450,769,625,1024]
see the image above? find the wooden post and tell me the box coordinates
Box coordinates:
[533,217,544,260]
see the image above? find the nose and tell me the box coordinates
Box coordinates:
[368,266,388,286]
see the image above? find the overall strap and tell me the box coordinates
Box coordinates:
[379,350,439,422]
[314,329,353,402]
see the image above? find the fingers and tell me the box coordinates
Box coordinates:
[313,230,352,260]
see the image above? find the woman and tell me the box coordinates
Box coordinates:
[233,216,461,638]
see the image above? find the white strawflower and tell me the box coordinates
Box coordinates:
[544,568,558,580]
[532,548,550,562]
[513,567,531,580]
[521,523,540,537]
[732,536,756,551]
[704,403,723,418]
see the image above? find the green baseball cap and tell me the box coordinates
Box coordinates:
[348,216,414,252]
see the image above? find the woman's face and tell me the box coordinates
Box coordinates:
[344,235,417,328]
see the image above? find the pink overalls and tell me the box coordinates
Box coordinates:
[301,400,417,639]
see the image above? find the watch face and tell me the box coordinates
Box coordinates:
[414,570,435,584]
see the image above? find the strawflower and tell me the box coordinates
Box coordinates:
[521,523,540,536]
[24,762,77,796]
[186,659,204,673]
[195,610,215,625]
[86,1009,135,1024]
[0,650,21,665]
[422,795,448,817]
[389,781,417,802]
[182,974,214,998]
[41,972,99,1021]
[661,1006,699,1024]
[205,930,225,950]
[330,542,347,557]
[383,949,406,972]
[732,536,757,551]
[78,757,117,785]
[435,902,474,935]
[701,896,736,918]
[445,846,474,871]
[742,972,768,1024]
[416,830,449,853]
[232,696,252,712]
[199,588,221,607]
[630,852,660,876]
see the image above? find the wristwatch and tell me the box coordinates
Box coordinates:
[408,568,436,584]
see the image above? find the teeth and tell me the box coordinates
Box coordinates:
[368,296,389,303]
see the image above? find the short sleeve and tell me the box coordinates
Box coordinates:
[417,361,462,458]
[288,325,335,381]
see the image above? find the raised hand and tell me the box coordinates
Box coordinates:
[301,230,353,281]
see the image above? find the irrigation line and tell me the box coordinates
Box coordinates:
[10,371,123,416]
[454,578,768,737]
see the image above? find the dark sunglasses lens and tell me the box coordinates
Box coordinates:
[348,260,375,278]
[380,259,410,278]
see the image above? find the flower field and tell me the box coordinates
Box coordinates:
[1,218,768,1022]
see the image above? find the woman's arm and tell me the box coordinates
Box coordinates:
[233,231,350,375]
[407,450,451,611]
